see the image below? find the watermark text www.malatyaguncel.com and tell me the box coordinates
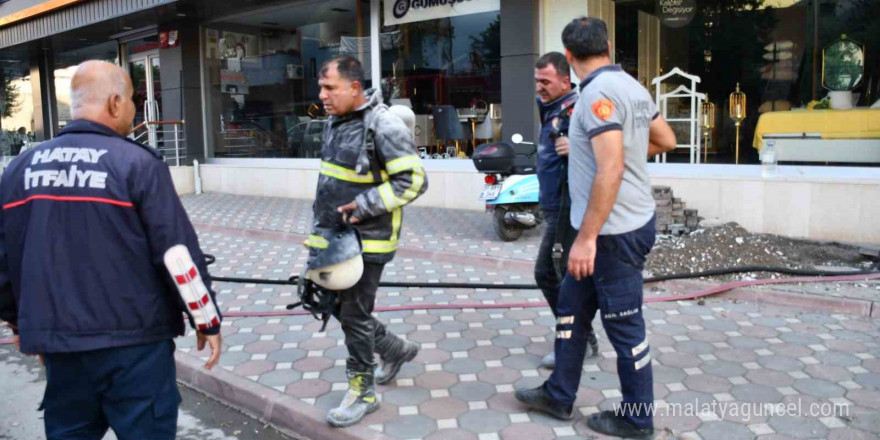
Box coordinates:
[613,398,850,422]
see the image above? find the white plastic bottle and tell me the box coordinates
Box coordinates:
[762,140,778,178]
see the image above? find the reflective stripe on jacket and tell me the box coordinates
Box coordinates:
[308,89,428,264]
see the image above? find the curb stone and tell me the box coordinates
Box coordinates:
[175,351,394,440]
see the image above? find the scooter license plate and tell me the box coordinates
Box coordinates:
[480,185,502,200]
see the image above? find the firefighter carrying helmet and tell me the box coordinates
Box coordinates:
[305,224,364,291]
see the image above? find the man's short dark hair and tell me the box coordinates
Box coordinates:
[562,17,610,61]
[535,52,571,79]
[320,55,365,87]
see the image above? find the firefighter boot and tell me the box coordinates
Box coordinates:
[376,338,419,385]
[326,371,379,428]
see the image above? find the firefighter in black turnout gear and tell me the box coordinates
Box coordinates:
[533,52,598,369]
[308,56,428,428]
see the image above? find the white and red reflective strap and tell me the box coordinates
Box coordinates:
[175,267,209,310]
[164,245,220,331]
[175,267,197,286]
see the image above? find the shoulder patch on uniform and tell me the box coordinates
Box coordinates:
[591,99,615,121]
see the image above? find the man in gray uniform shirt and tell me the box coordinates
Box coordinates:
[515,16,676,440]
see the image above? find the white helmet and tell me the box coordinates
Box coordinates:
[389,104,416,135]
[305,226,364,291]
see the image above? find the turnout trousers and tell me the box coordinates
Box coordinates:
[333,262,407,373]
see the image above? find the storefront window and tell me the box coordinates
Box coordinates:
[54,41,119,130]
[0,48,34,156]
[380,7,501,157]
[203,0,370,158]
[611,0,878,165]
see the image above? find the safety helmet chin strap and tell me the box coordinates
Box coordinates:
[287,269,337,332]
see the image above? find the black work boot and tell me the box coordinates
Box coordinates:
[375,340,419,385]
[326,371,379,428]
[514,385,573,420]
[587,410,654,439]
[586,329,599,358]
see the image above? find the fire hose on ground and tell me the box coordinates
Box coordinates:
[2,258,878,344]
[202,253,880,318]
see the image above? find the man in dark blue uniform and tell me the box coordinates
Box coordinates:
[0,60,222,440]
[533,52,599,369]
[516,18,676,439]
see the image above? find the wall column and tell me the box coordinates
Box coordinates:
[501,0,540,146]
[158,19,205,164]
[28,40,56,141]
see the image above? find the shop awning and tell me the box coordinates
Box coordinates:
[0,0,176,49]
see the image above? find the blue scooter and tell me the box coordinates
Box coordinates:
[473,134,542,241]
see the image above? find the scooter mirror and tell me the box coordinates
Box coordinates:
[511,133,523,144]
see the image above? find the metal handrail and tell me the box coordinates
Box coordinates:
[131,120,186,133]
[218,120,288,157]
[130,120,187,166]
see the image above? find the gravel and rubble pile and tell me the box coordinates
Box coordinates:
[644,222,877,281]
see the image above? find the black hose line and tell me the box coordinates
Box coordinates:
[203,254,878,290]
[208,277,299,286]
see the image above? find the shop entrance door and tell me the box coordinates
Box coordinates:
[128,51,162,148]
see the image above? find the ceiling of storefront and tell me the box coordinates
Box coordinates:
[220,0,359,29]
[613,0,814,13]
[48,4,181,54]
[190,0,367,25]
[0,0,372,56]
[0,43,29,77]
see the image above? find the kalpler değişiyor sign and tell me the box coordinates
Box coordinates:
[657,0,696,28]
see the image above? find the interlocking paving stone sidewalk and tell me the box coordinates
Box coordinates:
[177,194,880,440]
[182,193,543,261]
